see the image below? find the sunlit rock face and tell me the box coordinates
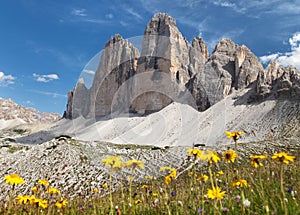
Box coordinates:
[64,13,300,119]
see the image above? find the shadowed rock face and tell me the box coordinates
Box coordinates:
[64,13,300,119]
[255,62,300,100]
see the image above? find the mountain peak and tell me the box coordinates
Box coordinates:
[151,13,176,25]
[105,34,124,47]
[145,13,178,36]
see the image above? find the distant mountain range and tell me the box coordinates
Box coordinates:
[0,97,61,129]
[64,13,300,120]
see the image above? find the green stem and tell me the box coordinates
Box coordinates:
[129,177,133,205]
[234,141,237,152]
[120,173,125,213]
[208,165,215,189]
[109,170,113,215]
[280,165,288,215]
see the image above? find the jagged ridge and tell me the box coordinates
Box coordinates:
[64,13,300,119]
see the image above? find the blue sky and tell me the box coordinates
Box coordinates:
[1,0,300,115]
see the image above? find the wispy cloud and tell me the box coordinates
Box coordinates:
[28,89,67,98]
[83,69,95,75]
[120,21,129,27]
[105,13,114,19]
[125,8,143,21]
[82,19,109,24]
[33,73,59,83]
[0,71,16,86]
[259,32,300,69]
[71,8,87,17]
[213,0,236,8]
[260,53,280,64]
[27,41,86,69]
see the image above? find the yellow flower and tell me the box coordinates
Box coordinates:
[31,186,38,193]
[169,168,177,179]
[197,174,209,182]
[35,198,48,209]
[199,150,220,163]
[126,158,144,170]
[92,188,98,193]
[102,183,108,188]
[271,152,295,164]
[46,186,60,194]
[15,195,30,204]
[55,197,68,209]
[187,148,203,158]
[226,131,244,142]
[141,185,148,189]
[145,175,156,180]
[160,166,172,172]
[112,160,124,172]
[189,171,198,177]
[102,156,121,167]
[223,150,238,163]
[207,187,226,200]
[231,179,248,188]
[152,193,159,197]
[215,171,224,177]
[165,175,172,185]
[28,195,37,204]
[250,154,267,168]
[38,179,50,186]
[4,173,25,185]
[134,199,143,204]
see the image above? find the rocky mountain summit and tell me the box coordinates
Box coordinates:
[64,13,300,119]
[0,97,61,127]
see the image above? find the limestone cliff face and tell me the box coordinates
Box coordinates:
[255,62,300,99]
[90,35,139,118]
[64,13,300,119]
[130,13,193,114]
[187,38,262,109]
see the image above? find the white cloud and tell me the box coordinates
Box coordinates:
[125,8,143,21]
[28,89,67,98]
[33,73,59,83]
[83,69,95,75]
[259,32,300,69]
[83,19,108,24]
[71,8,87,17]
[120,21,129,27]
[260,53,279,64]
[0,71,16,86]
[106,13,114,19]
[213,0,236,8]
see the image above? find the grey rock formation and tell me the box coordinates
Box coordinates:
[130,13,194,114]
[89,34,140,118]
[64,13,300,119]
[0,97,61,123]
[255,61,300,99]
[64,34,140,119]
[187,38,262,110]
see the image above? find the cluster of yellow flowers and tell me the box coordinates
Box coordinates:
[3,175,67,210]
[186,143,296,201]
[160,166,177,185]
[15,195,49,208]
[102,156,144,171]
[250,152,296,168]
[187,148,239,164]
